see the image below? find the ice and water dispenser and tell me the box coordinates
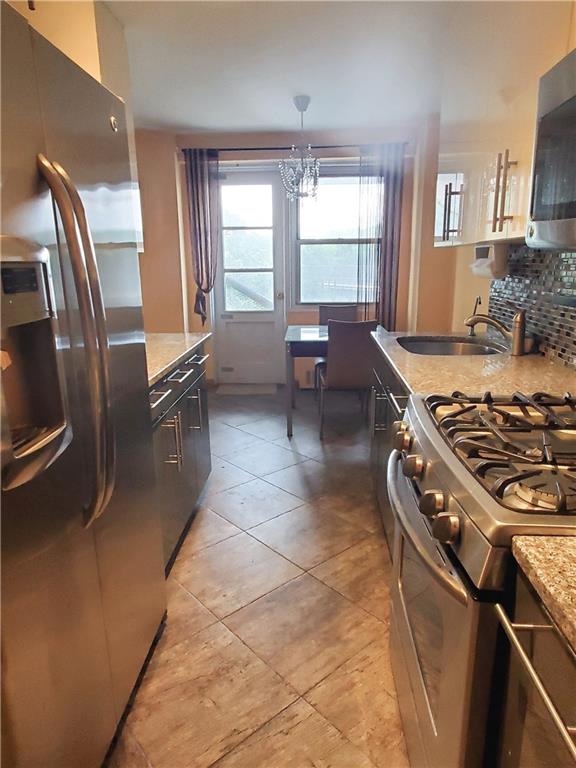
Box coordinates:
[1,236,71,489]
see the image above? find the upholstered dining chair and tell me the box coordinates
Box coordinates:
[314,304,358,396]
[318,319,377,439]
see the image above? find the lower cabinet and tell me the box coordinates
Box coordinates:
[151,353,212,571]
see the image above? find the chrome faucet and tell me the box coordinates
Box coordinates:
[467,297,482,337]
[464,308,534,356]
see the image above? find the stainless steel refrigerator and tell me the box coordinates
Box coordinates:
[1,6,166,767]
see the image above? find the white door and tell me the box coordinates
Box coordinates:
[214,170,286,384]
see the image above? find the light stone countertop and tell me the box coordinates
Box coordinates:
[145,332,212,387]
[372,326,575,395]
[512,536,576,653]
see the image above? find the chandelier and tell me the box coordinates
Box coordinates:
[279,95,320,201]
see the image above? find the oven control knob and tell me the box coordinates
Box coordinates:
[393,420,408,433]
[419,490,445,517]
[403,454,425,480]
[432,513,460,544]
[393,429,412,452]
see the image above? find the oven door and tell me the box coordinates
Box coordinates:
[387,450,497,768]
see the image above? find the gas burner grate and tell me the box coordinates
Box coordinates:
[425,391,576,515]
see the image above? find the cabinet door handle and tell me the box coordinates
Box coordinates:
[442,183,449,241]
[491,152,503,232]
[498,148,518,232]
[187,389,203,431]
[162,413,183,470]
[175,411,184,468]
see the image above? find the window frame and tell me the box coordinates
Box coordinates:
[290,166,380,308]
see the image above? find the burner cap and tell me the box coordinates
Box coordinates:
[512,468,576,513]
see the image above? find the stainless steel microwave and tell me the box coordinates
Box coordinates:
[526,48,576,251]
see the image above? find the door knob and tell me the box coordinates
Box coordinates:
[276,291,285,300]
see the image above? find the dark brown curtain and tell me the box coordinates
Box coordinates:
[183,148,220,325]
[357,143,405,329]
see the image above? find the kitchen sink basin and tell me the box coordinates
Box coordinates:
[396,336,507,356]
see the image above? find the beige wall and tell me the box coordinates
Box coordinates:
[450,246,492,332]
[407,113,457,334]
[570,1,576,50]
[136,130,187,334]
[8,0,100,80]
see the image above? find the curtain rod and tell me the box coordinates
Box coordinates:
[181,144,377,153]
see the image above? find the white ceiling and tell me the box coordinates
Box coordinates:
[110,1,573,134]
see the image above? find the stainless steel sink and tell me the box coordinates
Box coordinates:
[396,336,507,356]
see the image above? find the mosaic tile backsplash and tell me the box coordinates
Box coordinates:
[489,245,576,368]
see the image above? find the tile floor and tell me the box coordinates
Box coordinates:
[110,389,409,768]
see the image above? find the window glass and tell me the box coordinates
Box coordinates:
[223,230,273,269]
[224,272,274,312]
[221,185,272,227]
[299,177,360,239]
[299,243,360,303]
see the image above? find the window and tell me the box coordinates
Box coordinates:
[295,175,377,304]
[220,184,274,312]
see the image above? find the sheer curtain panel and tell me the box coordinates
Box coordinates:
[357,143,405,329]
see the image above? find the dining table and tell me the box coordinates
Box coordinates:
[284,325,328,437]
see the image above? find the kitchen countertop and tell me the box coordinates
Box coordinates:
[145,332,212,387]
[372,327,575,395]
[512,536,576,653]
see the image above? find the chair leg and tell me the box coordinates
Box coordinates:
[319,384,326,440]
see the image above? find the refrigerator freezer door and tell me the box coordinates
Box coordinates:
[31,31,166,717]
[1,6,117,767]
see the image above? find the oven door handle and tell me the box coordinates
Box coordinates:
[388,450,469,606]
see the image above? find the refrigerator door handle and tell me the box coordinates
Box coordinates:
[52,161,116,514]
[37,154,107,527]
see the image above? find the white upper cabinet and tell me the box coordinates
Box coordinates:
[434,2,573,247]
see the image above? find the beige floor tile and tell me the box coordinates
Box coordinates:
[305,636,409,768]
[163,578,216,643]
[262,459,347,500]
[205,478,303,529]
[126,623,298,768]
[108,727,151,768]
[220,441,308,476]
[213,698,377,768]
[311,491,384,535]
[201,457,255,496]
[174,532,302,618]
[209,422,266,458]
[236,415,288,441]
[311,537,392,623]
[250,504,370,569]
[224,574,382,694]
[174,506,241,560]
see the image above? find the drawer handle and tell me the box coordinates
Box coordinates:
[186,353,209,366]
[168,368,195,384]
[150,388,172,409]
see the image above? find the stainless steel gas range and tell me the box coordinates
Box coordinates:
[387,391,576,768]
